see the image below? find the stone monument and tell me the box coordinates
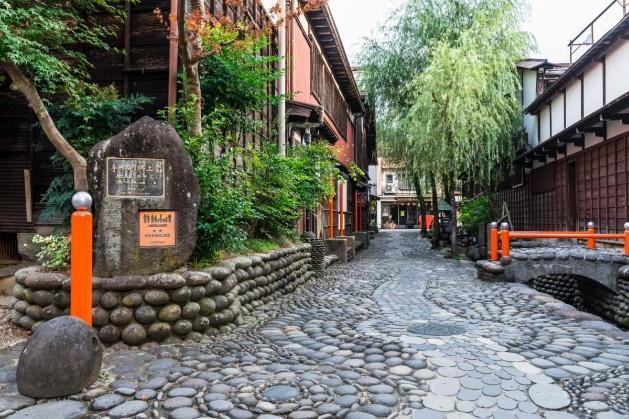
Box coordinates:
[88,116,200,277]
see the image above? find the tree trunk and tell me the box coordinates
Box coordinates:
[449,184,458,256]
[2,63,88,192]
[429,172,440,249]
[413,174,428,236]
[180,0,203,138]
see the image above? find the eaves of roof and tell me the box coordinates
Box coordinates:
[524,15,629,115]
[306,5,364,113]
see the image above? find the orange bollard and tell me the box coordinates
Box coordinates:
[624,222,629,255]
[70,192,93,326]
[489,222,498,261]
[500,222,510,258]
[587,221,596,249]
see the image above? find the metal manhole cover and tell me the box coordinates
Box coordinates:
[408,323,466,336]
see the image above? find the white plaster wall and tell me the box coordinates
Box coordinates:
[376,201,382,228]
[551,95,565,135]
[584,132,604,149]
[606,40,629,103]
[540,107,551,142]
[608,119,629,140]
[527,114,539,145]
[522,69,538,108]
[566,142,581,156]
[583,62,604,116]
[566,81,582,127]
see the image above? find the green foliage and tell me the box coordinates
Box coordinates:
[459,194,495,234]
[245,239,280,254]
[0,0,124,93]
[32,234,70,271]
[166,21,338,261]
[41,85,151,221]
[406,0,530,189]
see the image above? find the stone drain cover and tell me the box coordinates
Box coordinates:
[408,323,466,336]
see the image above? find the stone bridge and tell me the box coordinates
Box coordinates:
[476,242,629,328]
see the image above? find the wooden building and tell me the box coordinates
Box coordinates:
[0,0,276,262]
[0,0,375,261]
[501,5,629,233]
[285,1,376,238]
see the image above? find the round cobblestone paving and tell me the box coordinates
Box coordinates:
[0,231,628,419]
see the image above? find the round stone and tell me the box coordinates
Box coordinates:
[389,365,412,375]
[159,304,182,322]
[121,323,147,345]
[164,397,193,410]
[121,293,144,307]
[108,400,148,418]
[8,400,87,419]
[109,307,133,326]
[170,407,201,419]
[16,316,103,398]
[134,305,157,324]
[263,385,300,401]
[528,384,570,409]
[98,324,120,343]
[144,290,170,305]
[92,394,125,411]
[208,399,234,412]
[147,322,172,340]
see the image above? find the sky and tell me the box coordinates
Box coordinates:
[326,0,625,65]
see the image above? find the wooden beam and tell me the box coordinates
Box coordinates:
[23,169,32,223]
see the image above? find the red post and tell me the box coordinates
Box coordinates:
[328,178,334,239]
[500,222,510,258]
[339,182,345,235]
[587,221,596,249]
[624,222,629,255]
[70,192,93,326]
[489,222,498,261]
[354,191,359,232]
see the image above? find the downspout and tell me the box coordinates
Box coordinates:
[278,0,287,155]
[167,0,179,122]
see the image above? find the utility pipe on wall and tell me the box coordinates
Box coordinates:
[278,0,287,155]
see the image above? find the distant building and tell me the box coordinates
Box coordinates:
[369,158,437,229]
[501,4,629,232]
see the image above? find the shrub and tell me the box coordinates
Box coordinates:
[41,85,151,221]
[459,194,495,234]
[32,234,70,271]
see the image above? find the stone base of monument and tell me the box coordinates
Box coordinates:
[11,244,313,345]
[17,316,103,398]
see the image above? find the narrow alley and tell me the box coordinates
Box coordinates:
[3,231,628,419]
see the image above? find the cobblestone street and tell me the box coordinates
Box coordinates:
[2,230,629,419]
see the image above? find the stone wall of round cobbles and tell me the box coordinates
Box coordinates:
[10,244,312,345]
[528,274,629,328]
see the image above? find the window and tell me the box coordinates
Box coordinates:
[386,174,393,183]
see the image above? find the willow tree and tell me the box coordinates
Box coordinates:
[360,0,488,247]
[0,0,124,192]
[406,0,531,254]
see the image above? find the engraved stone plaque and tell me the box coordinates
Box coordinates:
[106,157,165,198]
[89,117,200,277]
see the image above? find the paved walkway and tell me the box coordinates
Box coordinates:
[1,230,629,419]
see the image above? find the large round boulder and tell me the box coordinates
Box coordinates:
[16,316,103,398]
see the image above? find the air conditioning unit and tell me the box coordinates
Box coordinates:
[385,185,394,193]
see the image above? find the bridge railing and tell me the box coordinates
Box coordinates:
[489,222,629,261]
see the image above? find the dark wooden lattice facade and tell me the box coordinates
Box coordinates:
[500,132,629,233]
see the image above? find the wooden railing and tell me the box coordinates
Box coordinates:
[489,221,629,261]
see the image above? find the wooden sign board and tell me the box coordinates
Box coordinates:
[139,211,176,247]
